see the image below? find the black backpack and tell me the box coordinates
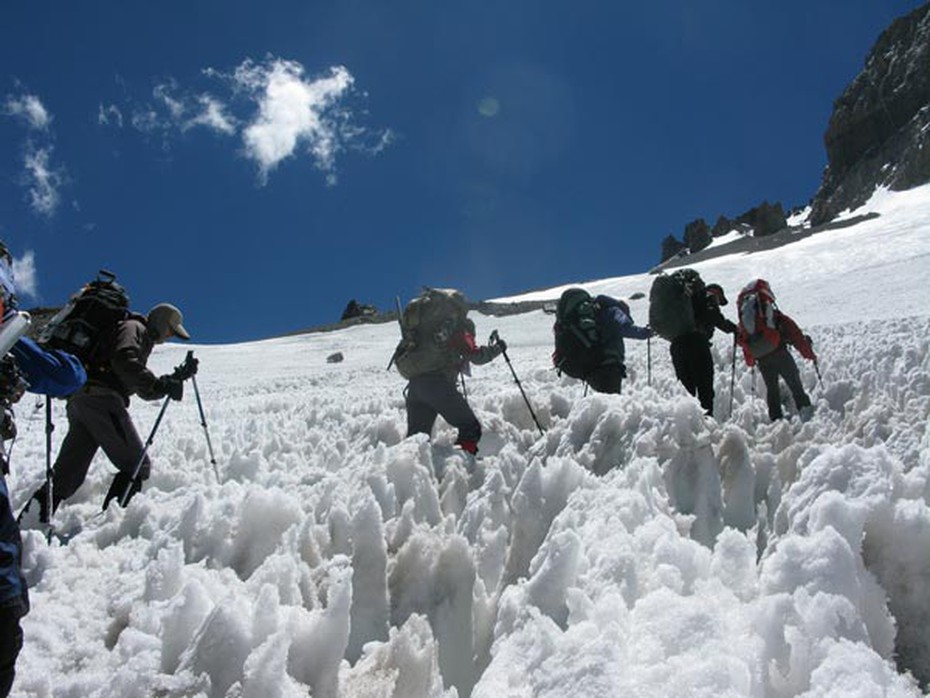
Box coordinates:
[648,268,705,341]
[39,270,130,368]
[552,288,604,379]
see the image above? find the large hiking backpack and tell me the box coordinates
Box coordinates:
[648,268,705,341]
[39,270,130,368]
[393,288,469,380]
[737,279,780,358]
[552,288,604,379]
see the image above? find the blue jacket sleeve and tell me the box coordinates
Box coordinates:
[10,337,87,398]
[604,305,652,340]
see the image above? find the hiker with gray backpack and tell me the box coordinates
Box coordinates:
[391,288,506,456]
[649,269,737,416]
[552,288,653,395]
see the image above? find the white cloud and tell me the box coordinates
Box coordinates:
[130,83,236,137]
[233,60,356,182]
[3,93,51,130]
[117,57,390,184]
[98,103,124,127]
[12,250,37,299]
[24,146,63,216]
[185,95,236,135]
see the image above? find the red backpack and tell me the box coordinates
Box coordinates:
[737,279,781,358]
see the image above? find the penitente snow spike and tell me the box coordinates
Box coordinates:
[490,330,545,436]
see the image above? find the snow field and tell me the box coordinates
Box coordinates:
[6,185,930,696]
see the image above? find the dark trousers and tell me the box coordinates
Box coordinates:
[757,347,811,421]
[0,597,26,698]
[671,332,715,415]
[586,363,625,395]
[406,373,481,447]
[34,388,150,515]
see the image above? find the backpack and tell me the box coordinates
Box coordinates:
[552,288,604,379]
[737,279,781,358]
[39,270,130,368]
[648,268,705,341]
[393,288,469,380]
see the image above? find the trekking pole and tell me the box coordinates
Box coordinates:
[45,400,54,543]
[728,334,737,419]
[191,375,219,481]
[119,395,171,508]
[386,296,404,371]
[490,331,545,436]
[813,358,825,390]
[647,336,652,387]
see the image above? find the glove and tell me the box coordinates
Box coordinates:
[173,354,199,381]
[804,334,814,348]
[158,375,184,401]
[489,331,506,356]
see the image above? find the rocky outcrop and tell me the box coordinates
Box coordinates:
[811,3,930,225]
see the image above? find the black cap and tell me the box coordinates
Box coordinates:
[706,284,728,306]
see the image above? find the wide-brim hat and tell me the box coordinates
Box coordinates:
[148,303,191,340]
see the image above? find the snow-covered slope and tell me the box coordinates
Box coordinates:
[8,185,930,697]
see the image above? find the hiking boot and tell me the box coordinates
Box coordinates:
[16,496,48,529]
[799,405,815,423]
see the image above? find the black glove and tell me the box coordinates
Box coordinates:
[804,334,814,348]
[158,375,184,401]
[489,331,507,355]
[173,353,199,381]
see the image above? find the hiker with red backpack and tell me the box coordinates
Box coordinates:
[736,279,815,422]
[19,294,198,523]
[392,288,506,456]
[649,269,737,416]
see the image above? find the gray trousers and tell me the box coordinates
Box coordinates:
[45,387,150,511]
[757,347,811,420]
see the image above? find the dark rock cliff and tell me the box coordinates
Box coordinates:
[810,3,930,225]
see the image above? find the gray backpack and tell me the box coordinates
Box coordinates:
[648,269,704,341]
[393,288,469,379]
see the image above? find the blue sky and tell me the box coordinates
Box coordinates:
[0,1,923,343]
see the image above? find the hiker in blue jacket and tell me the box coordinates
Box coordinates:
[588,295,653,394]
[0,241,85,698]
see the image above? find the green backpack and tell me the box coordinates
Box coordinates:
[393,288,469,379]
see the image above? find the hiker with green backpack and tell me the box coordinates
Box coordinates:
[391,288,506,456]
[552,289,653,395]
[649,269,737,416]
